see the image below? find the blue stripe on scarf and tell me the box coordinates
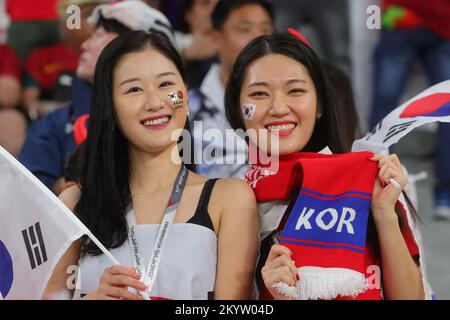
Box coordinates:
[300,188,372,199]
[281,192,371,249]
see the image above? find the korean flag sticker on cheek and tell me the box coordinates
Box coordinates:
[242,103,256,120]
[168,90,185,110]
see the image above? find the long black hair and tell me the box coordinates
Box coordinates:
[76,30,194,257]
[225,33,346,154]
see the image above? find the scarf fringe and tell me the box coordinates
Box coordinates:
[274,266,368,300]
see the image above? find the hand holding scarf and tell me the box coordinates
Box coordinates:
[247,151,379,299]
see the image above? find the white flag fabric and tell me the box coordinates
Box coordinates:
[0,146,91,300]
[352,80,450,154]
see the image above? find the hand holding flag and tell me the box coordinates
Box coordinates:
[0,146,119,300]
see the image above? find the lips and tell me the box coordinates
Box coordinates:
[140,115,172,129]
[265,121,298,137]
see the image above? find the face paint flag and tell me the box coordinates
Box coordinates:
[0,146,117,300]
[352,80,450,153]
[242,103,256,120]
[168,90,184,109]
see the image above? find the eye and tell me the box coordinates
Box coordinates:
[160,81,174,88]
[249,91,268,97]
[237,26,251,34]
[288,88,306,95]
[125,86,142,94]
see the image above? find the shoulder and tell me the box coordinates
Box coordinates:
[212,179,258,237]
[33,106,71,131]
[214,178,256,206]
[58,184,81,211]
[23,107,71,147]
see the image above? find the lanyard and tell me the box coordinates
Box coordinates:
[127,165,189,300]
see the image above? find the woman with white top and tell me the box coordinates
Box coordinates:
[44,30,259,300]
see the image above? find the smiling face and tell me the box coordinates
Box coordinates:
[112,48,188,154]
[240,53,319,156]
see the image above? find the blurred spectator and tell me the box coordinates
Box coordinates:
[274,0,350,74]
[6,0,60,61]
[189,0,274,178]
[369,0,450,220]
[19,0,176,194]
[22,0,104,121]
[176,0,219,89]
[0,44,27,157]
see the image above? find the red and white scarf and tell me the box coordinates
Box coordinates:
[246,151,378,299]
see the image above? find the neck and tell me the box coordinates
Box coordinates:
[129,145,183,194]
[220,64,230,88]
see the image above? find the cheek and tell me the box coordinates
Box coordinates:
[113,95,140,126]
[236,37,251,53]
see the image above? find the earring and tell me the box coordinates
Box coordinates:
[186,105,190,117]
[317,113,322,120]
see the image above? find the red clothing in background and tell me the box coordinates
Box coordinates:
[25,43,80,91]
[384,0,450,40]
[7,0,59,21]
[0,44,22,81]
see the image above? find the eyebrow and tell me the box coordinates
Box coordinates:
[286,78,306,85]
[235,20,272,26]
[119,77,140,87]
[248,81,268,88]
[157,71,177,78]
[119,72,177,87]
[248,78,306,88]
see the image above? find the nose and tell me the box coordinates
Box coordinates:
[144,92,165,112]
[81,37,90,52]
[268,91,290,117]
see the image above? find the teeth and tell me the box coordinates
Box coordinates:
[267,123,296,131]
[143,117,170,126]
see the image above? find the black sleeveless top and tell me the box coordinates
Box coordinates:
[186,178,218,232]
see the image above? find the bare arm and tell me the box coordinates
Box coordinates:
[371,154,424,300]
[213,179,259,299]
[374,215,424,299]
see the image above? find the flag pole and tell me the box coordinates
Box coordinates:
[86,232,151,300]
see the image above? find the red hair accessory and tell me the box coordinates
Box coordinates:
[288,28,312,48]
